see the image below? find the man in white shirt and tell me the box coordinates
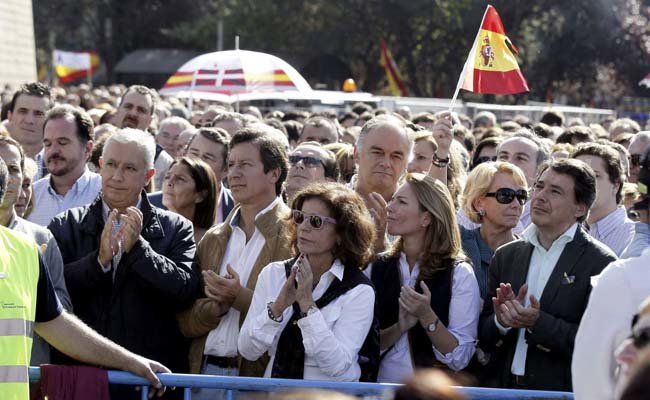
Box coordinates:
[572,249,650,400]
[28,105,101,226]
[479,158,617,391]
[572,143,634,256]
[178,126,292,398]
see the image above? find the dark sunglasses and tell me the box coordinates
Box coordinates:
[476,156,498,165]
[631,314,650,348]
[289,155,324,168]
[292,209,337,230]
[630,154,642,168]
[485,188,528,205]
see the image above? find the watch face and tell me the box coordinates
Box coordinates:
[428,323,437,332]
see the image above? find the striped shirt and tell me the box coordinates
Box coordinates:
[588,206,635,257]
[28,168,102,226]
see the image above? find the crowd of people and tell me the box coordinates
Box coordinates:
[1,81,650,400]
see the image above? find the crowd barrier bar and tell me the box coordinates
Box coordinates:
[28,367,574,400]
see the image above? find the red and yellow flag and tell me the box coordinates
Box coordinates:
[460,5,529,94]
[380,39,408,97]
[53,50,100,84]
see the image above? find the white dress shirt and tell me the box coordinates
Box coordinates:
[588,206,635,257]
[238,259,375,381]
[457,201,531,235]
[28,167,102,226]
[572,248,650,400]
[506,222,578,376]
[365,252,480,382]
[204,197,282,358]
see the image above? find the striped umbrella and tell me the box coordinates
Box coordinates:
[159,50,312,103]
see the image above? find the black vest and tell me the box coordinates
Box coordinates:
[271,257,379,381]
[371,253,454,368]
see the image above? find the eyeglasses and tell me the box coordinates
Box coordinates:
[630,154,642,168]
[289,155,324,168]
[476,156,498,165]
[292,209,337,230]
[485,188,528,205]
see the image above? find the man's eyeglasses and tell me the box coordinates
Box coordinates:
[289,155,324,168]
[292,209,337,230]
[485,188,528,205]
[476,156,498,165]
[630,154,643,168]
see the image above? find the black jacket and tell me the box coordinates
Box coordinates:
[478,226,616,391]
[48,191,201,374]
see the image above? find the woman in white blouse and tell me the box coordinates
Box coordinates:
[368,173,480,383]
[238,182,377,381]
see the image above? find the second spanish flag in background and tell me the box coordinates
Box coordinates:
[460,5,529,95]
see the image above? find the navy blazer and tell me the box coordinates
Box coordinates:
[478,225,616,391]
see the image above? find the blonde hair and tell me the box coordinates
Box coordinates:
[390,173,465,279]
[461,161,528,224]
[412,130,438,154]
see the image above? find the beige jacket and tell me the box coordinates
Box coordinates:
[178,201,292,376]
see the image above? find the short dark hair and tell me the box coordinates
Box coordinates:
[0,157,7,202]
[119,85,157,115]
[10,82,53,112]
[537,158,596,223]
[557,126,595,145]
[471,136,503,170]
[282,120,303,143]
[196,127,230,166]
[229,127,289,195]
[540,110,565,127]
[571,142,624,204]
[44,105,94,144]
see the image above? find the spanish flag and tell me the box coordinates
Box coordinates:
[380,39,409,97]
[53,50,100,84]
[460,5,529,94]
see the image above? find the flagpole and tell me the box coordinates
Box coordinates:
[448,5,490,113]
[87,53,93,88]
[188,70,198,112]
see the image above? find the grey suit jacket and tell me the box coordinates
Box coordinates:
[478,225,617,391]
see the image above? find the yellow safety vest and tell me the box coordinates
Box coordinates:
[0,226,40,400]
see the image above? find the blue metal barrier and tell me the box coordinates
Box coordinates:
[28,367,574,400]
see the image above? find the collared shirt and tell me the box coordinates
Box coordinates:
[621,222,650,259]
[238,259,375,381]
[457,201,531,236]
[588,206,635,256]
[28,167,102,226]
[204,197,282,357]
[508,222,579,376]
[365,252,480,383]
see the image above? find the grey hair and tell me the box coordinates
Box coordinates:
[159,116,192,134]
[103,128,156,169]
[0,157,7,202]
[356,114,413,154]
[500,128,551,166]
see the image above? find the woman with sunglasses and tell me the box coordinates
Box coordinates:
[471,137,503,170]
[238,182,377,381]
[369,173,480,382]
[460,161,529,304]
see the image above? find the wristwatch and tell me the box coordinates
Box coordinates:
[425,317,440,332]
[299,305,318,319]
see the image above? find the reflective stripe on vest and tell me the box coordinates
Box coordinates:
[0,226,40,400]
[0,319,34,337]
[0,365,28,383]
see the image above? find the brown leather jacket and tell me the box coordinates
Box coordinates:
[177,201,292,376]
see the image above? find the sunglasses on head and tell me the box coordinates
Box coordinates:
[289,155,324,168]
[476,156,498,165]
[292,209,337,230]
[630,154,643,168]
[485,188,528,205]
